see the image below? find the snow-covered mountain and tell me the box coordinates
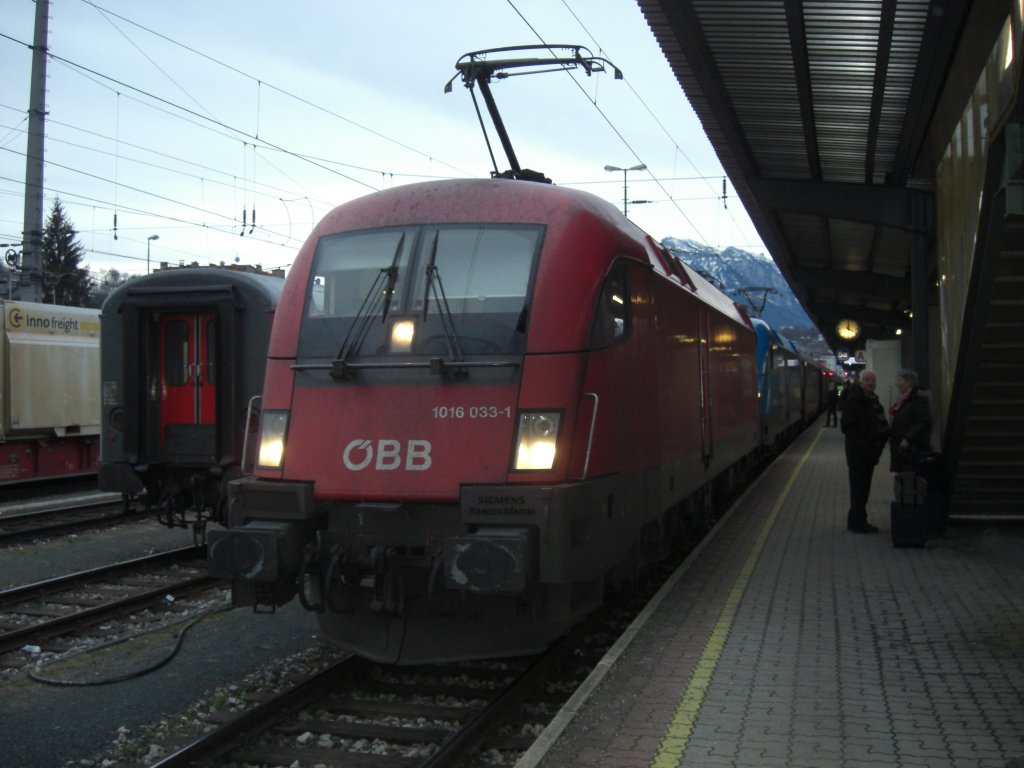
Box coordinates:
[662,237,832,361]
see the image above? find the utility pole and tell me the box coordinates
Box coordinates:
[19,0,49,303]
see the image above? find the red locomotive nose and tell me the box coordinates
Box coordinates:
[277,382,520,501]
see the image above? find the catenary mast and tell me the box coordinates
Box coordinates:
[19,0,49,302]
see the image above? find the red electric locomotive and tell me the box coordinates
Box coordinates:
[208,177,762,663]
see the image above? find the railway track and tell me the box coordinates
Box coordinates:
[68,508,714,767]
[0,494,133,544]
[0,546,222,660]
[138,637,583,768]
[110,554,675,768]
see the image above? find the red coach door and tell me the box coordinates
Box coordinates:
[159,313,217,456]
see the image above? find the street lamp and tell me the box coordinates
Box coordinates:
[146,234,159,274]
[604,163,647,217]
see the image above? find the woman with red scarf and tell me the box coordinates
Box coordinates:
[889,369,932,472]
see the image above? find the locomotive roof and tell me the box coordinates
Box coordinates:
[302,178,754,335]
[317,177,629,232]
[672,259,753,331]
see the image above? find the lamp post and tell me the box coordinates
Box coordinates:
[146,234,159,274]
[604,163,647,217]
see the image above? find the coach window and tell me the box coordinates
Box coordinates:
[165,320,189,386]
[590,264,629,348]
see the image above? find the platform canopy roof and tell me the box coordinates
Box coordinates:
[637,0,1003,353]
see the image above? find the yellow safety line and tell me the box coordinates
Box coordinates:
[650,429,823,767]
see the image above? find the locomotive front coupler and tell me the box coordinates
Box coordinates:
[298,539,325,613]
[207,479,317,610]
[368,546,405,616]
[320,540,363,615]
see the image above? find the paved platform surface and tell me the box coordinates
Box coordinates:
[519,421,1024,768]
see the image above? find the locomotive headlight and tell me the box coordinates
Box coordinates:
[513,411,561,470]
[257,410,289,469]
[391,320,415,352]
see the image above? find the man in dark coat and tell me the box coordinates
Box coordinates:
[825,382,839,427]
[889,368,932,472]
[840,370,890,532]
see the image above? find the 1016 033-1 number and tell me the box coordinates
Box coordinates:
[433,406,512,419]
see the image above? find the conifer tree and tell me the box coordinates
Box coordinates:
[41,197,93,306]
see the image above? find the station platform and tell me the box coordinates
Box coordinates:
[518,420,1024,768]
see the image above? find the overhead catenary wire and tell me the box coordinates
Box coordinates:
[0,29,384,270]
[2,3,764,274]
[503,0,713,245]
[0,170,300,266]
[0,126,464,256]
[558,0,719,200]
[0,114,335,209]
[0,30,476,267]
[559,0,751,243]
[0,27,362,269]
[0,101,446,206]
[0,27,461,203]
[45,49,379,192]
[91,1,225,128]
[502,0,754,248]
[0,151,285,241]
[78,0,475,179]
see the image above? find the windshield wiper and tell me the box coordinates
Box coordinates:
[421,231,465,363]
[335,233,405,363]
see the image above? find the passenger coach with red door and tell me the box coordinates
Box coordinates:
[99,267,283,530]
[209,178,762,664]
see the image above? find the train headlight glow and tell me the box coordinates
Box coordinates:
[391,320,415,351]
[257,410,289,469]
[514,411,561,470]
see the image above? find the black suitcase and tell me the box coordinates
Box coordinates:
[890,454,948,547]
[914,453,948,536]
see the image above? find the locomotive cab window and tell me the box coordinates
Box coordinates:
[299,224,542,359]
[409,226,537,356]
[309,229,414,319]
[590,265,630,348]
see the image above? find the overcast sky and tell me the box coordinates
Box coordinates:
[1,0,768,278]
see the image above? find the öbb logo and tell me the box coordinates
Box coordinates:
[343,439,432,471]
